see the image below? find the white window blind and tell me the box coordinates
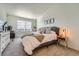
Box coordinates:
[25,21,32,31]
[17,20,25,30]
[17,20,32,31]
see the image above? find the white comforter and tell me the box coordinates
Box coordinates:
[22,36,41,55]
[42,33,57,44]
[22,33,57,55]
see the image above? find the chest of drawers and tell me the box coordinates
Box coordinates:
[0,31,10,55]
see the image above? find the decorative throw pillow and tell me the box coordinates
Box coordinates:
[33,34,44,42]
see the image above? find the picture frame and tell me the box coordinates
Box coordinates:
[44,18,55,24]
[51,18,55,23]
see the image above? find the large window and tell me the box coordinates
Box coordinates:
[25,21,32,31]
[17,20,32,31]
[17,20,25,30]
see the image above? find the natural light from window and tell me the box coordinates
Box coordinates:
[17,20,32,31]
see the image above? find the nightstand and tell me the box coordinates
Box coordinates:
[57,36,68,47]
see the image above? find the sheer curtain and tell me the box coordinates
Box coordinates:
[17,20,32,32]
[25,21,32,31]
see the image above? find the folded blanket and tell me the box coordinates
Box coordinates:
[22,36,41,55]
[33,34,44,42]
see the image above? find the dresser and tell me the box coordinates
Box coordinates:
[0,31,10,55]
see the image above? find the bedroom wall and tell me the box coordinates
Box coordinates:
[0,8,7,22]
[37,4,79,51]
[7,15,37,37]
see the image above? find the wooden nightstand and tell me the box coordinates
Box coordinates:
[57,36,68,47]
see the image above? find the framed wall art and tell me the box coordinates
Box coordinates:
[44,17,55,25]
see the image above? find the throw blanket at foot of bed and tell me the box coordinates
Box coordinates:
[22,36,41,55]
[22,33,57,55]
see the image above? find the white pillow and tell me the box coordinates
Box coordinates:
[50,31,56,34]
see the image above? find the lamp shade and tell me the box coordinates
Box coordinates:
[59,27,66,38]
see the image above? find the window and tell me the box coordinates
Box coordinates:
[17,20,25,30]
[17,20,32,31]
[25,21,32,31]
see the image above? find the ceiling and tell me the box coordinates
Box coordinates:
[0,3,54,19]
[0,3,79,19]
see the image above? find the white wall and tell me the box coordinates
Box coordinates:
[37,4,79,51]
[0,8,7,22]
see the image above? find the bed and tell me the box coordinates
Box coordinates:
[21,27,59,55]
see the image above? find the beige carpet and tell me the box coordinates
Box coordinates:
[2,38,79,56]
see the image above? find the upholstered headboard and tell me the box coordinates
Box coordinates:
[51,27,59,36]
[38,26,59,36]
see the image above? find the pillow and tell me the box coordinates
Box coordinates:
[50,31,56,34]
[33,34,44,42]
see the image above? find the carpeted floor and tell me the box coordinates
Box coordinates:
[2,38,79,56]
[2,38,27,56]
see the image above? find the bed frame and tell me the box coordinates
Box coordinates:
[33,27,59,50]
[21,26,60,56]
